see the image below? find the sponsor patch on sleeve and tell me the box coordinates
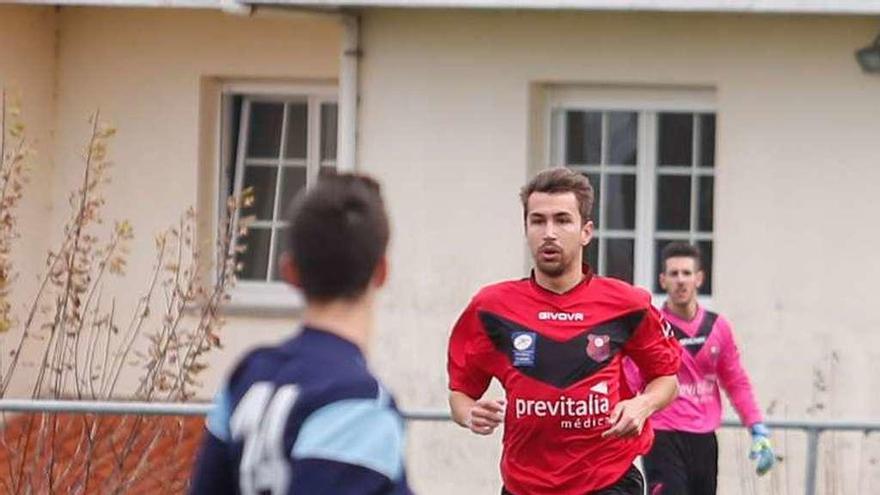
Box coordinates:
[511,331,537,367]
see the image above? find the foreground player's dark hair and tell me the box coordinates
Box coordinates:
[660,242,702,272]
[284,173,389,301]
[520,167,594,224]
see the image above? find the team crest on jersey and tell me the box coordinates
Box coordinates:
[585,334,611,362]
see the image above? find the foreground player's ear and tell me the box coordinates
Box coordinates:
[372,255,389,289]
[695,269,705,289]
[279,252,302,288]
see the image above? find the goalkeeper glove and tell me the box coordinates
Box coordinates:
[749,423,776,476]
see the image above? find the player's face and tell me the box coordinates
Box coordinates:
[525,192,592,278]
[659,256,704,306]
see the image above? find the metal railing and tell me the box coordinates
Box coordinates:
[1,399,878,495]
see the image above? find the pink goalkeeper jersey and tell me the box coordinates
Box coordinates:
[624,305,763,433]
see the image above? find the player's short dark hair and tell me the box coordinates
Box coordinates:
[660,242,702,273]
[284,173,389,302]
[520,167,594,224]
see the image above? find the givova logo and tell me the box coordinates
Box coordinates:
[679,336,707,346]
[538,311,584,321]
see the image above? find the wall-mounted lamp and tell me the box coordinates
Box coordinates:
[855,34,880,73]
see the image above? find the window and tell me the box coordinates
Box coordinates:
[219,85,337,304]
[653,112,715,294]
[548,88,716,295]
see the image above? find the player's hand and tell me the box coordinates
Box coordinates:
[749,423,777,476]
[601,396,651,438]
[466,398,505,436]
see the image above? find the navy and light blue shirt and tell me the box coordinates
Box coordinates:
[190,327,412,495]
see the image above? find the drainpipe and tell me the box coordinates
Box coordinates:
[222,3,360,172]
[337,13,360,172]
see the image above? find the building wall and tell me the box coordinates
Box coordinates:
[3,5,880,493]
[0,6,58,397]
[8,7,341,397]
[357,9,880,494]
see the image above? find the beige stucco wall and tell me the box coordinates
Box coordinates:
[4,4,880,494]
[0,6,58,397]
[31,7,340,396]
[358,10,880,494]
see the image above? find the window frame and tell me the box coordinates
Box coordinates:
[216,81,338,312]
[544,86,717,299]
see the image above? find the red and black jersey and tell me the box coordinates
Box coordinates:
[448,266,681,495]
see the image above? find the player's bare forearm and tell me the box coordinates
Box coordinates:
[602,375,678,438]
[449,390,505,435]
[449,390,477,427]
[642,374,679,414]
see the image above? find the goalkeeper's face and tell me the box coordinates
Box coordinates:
[660,256,703,306]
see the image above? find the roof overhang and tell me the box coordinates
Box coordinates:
[244,0,880,15]
[14,0,880,14]
[9,0,228,8]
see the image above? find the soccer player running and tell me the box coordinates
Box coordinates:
[447,167,682,495]
[625,242,776,495]
[190,174,412,495]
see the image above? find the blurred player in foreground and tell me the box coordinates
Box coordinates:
[191,173,412,495]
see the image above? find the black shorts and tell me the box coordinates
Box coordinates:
[642,430,718,495]
[501,464,645,495]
